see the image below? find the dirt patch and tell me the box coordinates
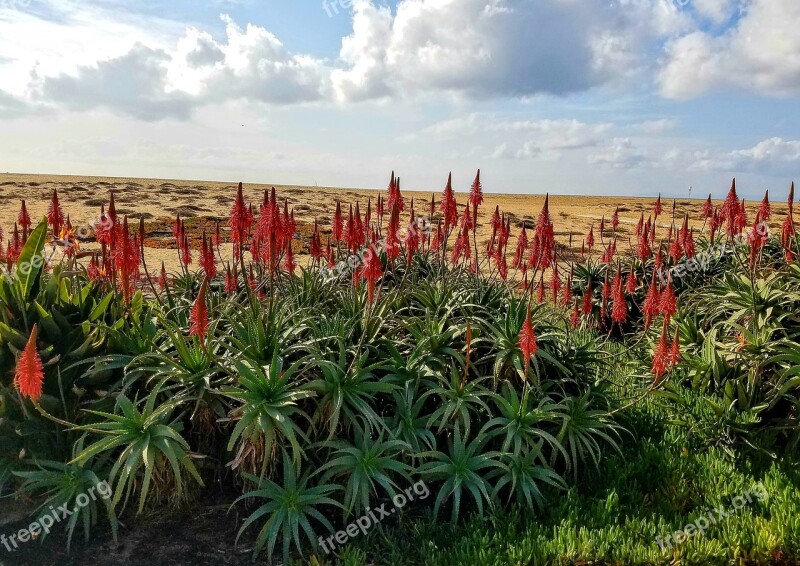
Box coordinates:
[2,494,263,566]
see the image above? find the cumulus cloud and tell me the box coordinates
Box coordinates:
[587,137,646,169]
[583,135,800,175]
[40,46,194,121]
[332,0,679,103]
[709,138,800,173]
[659,0,800,98]
[36,15,331,120]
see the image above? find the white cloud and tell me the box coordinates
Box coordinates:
[587,137,645,169]
[659,0,800,98]
[722,138,800,172]
[40,45,195,121]
[658,137,800,174]
[0,1,182,97]
[333,0,681,103]
[32,15,331,120]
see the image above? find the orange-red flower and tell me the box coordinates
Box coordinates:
[229,182,253,260]
[517,304,538,375]
[651,320,670,379]
[18,200,31,235]
[189,279,209,341]
[468,169,483,225]
[653,194,663,218]
[15,325,44,401]
[47,189,65,237]
[659,277,677,318]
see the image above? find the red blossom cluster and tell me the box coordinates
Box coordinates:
[2,174,799,392]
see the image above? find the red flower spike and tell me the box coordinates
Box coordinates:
[310,219,322,260]
[653,194,662,218]
[758,190,771,221]
[651,320,670,379]
[564,300,578,330]
[536,276,546,304]
[668,326,681,367]
[702,194,714,218]
[361,247,383,304]
[513,226,528,269]
[517,304,539,376]
[581,277,594,316]
[15,324,44,401]
[229,182,252,259]
[684,227,696,258]
[441,172,458,230]
[491,206,501,233]
[722,178,739,223]
[625,265,637,294]
[200,233,217,279]
[659,276,677,318]
[344,203,357,251]
[643,272,661,330]
[158,262,169,289]
[284,239,296,274]
[47,189,65,237]
[224,263,237,293]
[497,251,508,281]
[108,192,118,226]
[326,236,335,268]
[550,264,562,303]
[561,271,574,307]
[189,279,209,341]
[332,200,343,242]
[534,194,555,270]
[611,269,627,325]
[469,169,483,224]
[18,200,31,235]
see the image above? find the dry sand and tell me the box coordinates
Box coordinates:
[0,173,790,273]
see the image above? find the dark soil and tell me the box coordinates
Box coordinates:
[1,493,268,566]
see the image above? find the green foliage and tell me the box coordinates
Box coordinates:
[12,452,118,551]
[6,209,800,566]
[235,455,342,564]
[71,386,202,513]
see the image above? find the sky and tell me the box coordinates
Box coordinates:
[0,0,798,200]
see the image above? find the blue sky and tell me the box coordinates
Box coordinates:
[0,0,798,200]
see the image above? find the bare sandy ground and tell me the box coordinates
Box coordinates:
[0,172,790,273]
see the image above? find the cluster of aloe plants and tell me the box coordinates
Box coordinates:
[1,173,798,563]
